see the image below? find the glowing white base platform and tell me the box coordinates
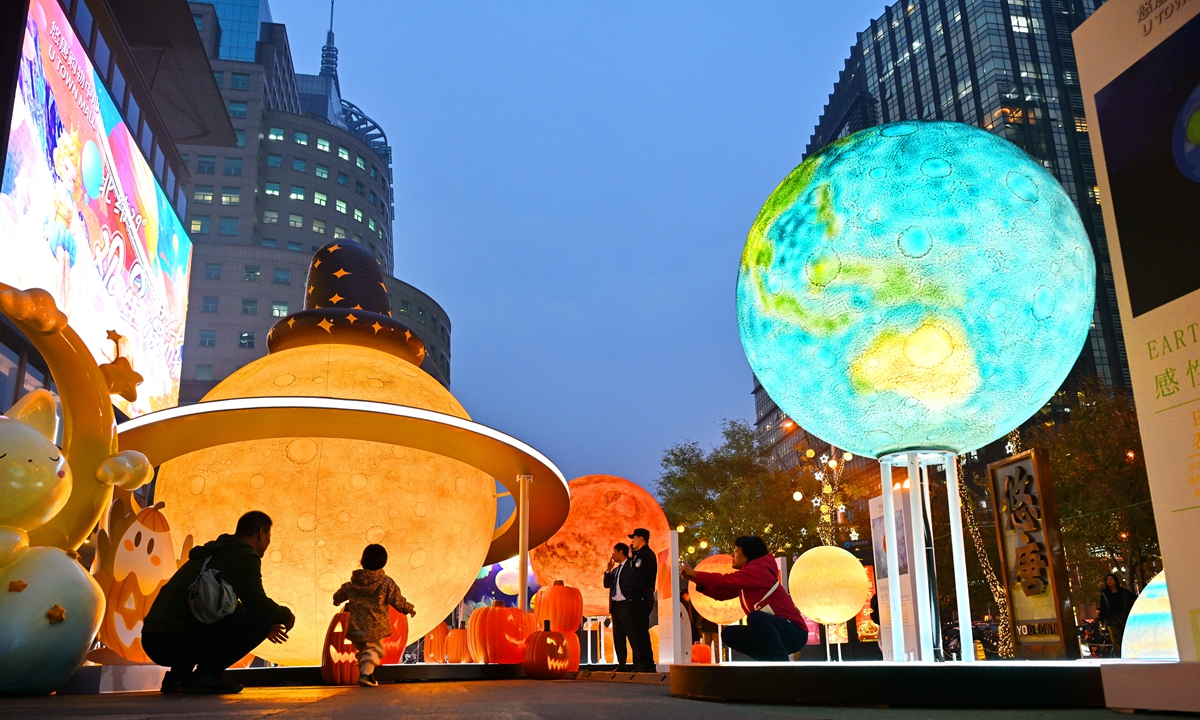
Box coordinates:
[1101,661,1200,713]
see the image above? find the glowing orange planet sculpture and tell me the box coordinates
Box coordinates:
[688,553,746,626]
[120,242,568,665]
[530,475,669,616]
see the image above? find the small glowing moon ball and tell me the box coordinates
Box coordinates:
[1173,83,1200,183]
[1122,571,1178,660]
[154,344,496,665]
[688,554,745,625]
[530,475,669,616]
[737,121,1095,457]
[788,546,869,625]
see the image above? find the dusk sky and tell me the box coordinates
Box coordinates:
[274,1,887,492]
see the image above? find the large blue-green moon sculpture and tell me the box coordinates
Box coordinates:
[737,121,1095,458]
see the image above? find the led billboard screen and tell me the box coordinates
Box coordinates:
[0,0,192,416]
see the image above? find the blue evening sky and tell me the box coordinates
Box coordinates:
[274,1,885,491]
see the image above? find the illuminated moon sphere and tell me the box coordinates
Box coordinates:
[153,243,496,665]
[1174,83,1200,183]
[1121,571,1178,660]
[737,121,1095,457]
[530,475,669,616]
[688,554,745,626]
[788,546,869,625]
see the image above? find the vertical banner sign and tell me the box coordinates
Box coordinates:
[989,449,1078,659]
[1075,0,1200,664]
[869,493,919,660]
[856,565,880,643]
[656,529,687,667]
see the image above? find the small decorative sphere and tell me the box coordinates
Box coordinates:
[1174,83,1200,183]
[788,546,869,625]
[1121,571,1178,660]
[737,121,1095,457]
[688,554,745,626]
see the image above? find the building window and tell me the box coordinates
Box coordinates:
[238,332,255,349]
[196,155,216,174]
[286,240,303,251]
[355,180,365,196]
[212,70,222,86]
[201,296,219,313]
[228,101,248,119]
[338,146,350,160]
[315,164,329,179]
[199,330,216,347]
[356,155,366,170]
[204,263,222,280]
[223,157,243,176]
[218,217,239,235]
[294,132,309,146]
[337,172,349,187]
[335,199,347,214]
[267,154,282,167]
[230,72,250,91]
[241,298,258,315]
[333,225,347,239]
[181,153,189,166]
[193,185,213,204]
[313,191,327,207]
[353,233,363,245]
[369,190,377,204]
[354,208,363,222]
[195,364,214,381]
[370,166,378,179]
[262,210,278,224]
[272,301,289,317]
[368,218,376,231]
[265,182,280,196]
[261,238,277,248]
[288,213,303,228]
[290,185,305,201]
[417,308,426,325]
[317,138,330,152]
[221,187,240,205]
[244,265,261,282]
[190,215,210,234]
[312,218,326,235]
[398,299,411,316]
[292,158,306,172]
[274,268,291,285]
[269,127,284,141]
[235,129,245,147]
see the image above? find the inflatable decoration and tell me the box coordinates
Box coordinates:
[1121,571,1178,660]
[381,607,410,665]
[320,606,358,685]
[446,627,472,663]
[533,579,584,633]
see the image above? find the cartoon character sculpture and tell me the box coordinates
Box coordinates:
[0,288,153,695]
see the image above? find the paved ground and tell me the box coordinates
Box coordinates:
[0,679,1164,719]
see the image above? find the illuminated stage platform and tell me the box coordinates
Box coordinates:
[669,661,1106,709]
[226,663,525,687]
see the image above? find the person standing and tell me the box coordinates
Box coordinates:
[603,542,632,670]
[626,528,659,672]
[1099,573,1138,656]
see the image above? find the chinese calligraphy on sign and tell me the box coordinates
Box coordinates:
[989,449,1079,659]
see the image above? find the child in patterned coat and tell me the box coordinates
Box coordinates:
[332,544,416,686]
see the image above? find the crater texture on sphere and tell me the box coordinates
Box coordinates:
[154,344,496,665]
[737,121,1095,457]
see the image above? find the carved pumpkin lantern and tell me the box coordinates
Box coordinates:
[446,628,471,663]
[533,580,583,634]
[564,631,581,671]
[691,643,713,663]
[98,572,154,663]
[381,607,410,665]
[320,606,358,686]
[467,601,535,664]
[522,620,572,679]
[424,622,450,663]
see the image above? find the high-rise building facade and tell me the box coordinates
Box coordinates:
[176,2,451,403]
[755,0,1127,476]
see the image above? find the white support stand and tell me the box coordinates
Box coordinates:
[517,474,532,612]
[658,529,688,670]
[879,460,906,662]
[905,452,935,661]
[943,452,975,661]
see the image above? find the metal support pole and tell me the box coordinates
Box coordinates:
[517,474,532,613]
[587,617,593,664]
[825,624,832,662]
[906,453,935,661]
[944,453,975,661]
[880,460,905,661]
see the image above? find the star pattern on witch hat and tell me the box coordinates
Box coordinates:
[333,268,350,279]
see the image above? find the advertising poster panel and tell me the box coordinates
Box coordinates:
[0,0,192,416]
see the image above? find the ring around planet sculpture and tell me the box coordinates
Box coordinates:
[737,121,1095,457]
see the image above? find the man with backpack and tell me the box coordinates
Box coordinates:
[142,511,295,694]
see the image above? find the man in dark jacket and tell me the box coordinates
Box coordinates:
[143,511,295,694]
[625,528,659,672]
[603,542,633,670]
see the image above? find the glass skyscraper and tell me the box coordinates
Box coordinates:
[209,0,274,62]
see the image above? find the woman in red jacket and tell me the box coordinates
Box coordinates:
[682,536,808,661]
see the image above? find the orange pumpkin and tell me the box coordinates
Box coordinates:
[320,606,358,685]
[522,621,572,679]
[691,643,713,663]
[381,607,410,665]
[564,631,580,671]
[533,580,583,634]
[446,628,471,663]
[98,571,156,663]
[467,601,535,664]
[424,622,450,663]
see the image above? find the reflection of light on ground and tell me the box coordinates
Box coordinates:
[1122,572,1178,660]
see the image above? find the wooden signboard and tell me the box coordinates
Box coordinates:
[988,448,1079,659]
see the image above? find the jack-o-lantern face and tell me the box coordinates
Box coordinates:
[522,624,572,680]
[98,572,153,663]
[113,506,176,595]
[320,609,359,686]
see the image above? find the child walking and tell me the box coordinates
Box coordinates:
[332,544,416,686]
